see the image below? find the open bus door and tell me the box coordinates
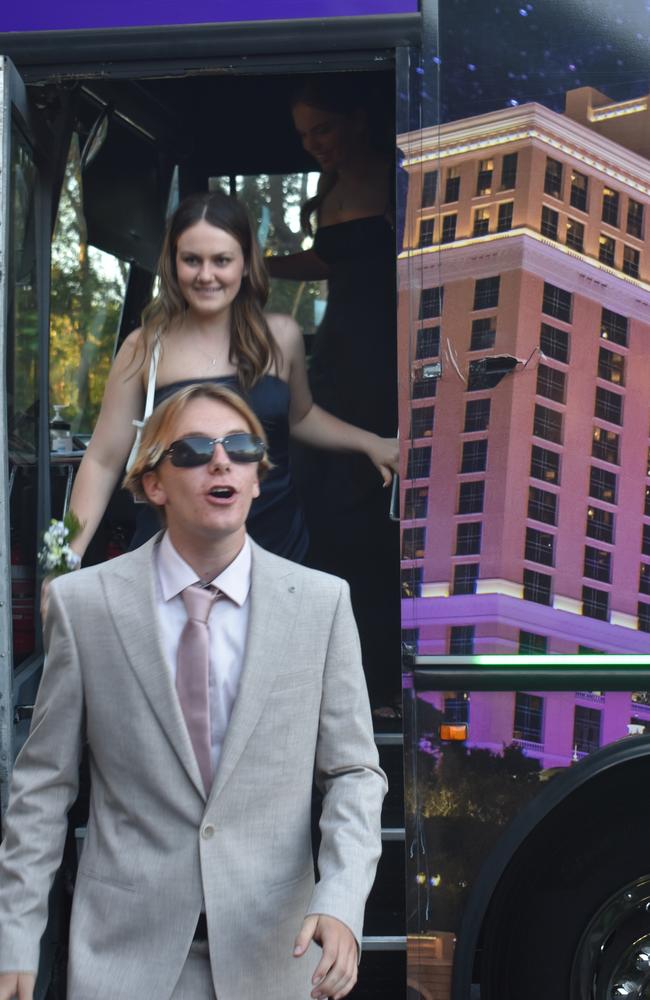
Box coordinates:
[0,55,60,816]
[0,10,432,995]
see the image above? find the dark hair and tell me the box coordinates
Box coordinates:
[141,191,279,389]
[290,75,394,234]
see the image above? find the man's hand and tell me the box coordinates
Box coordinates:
[293,914,358,999]
[0,972,36,1000]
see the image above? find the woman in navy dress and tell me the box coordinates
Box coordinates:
[65,190,397,566]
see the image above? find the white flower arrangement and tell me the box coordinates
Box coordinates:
[39,512,83,576]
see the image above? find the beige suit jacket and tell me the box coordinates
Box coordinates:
[0,536,386,1000]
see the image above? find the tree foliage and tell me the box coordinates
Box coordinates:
[49,135,127,432]
[237,172,325,337]
[407,737,545,931]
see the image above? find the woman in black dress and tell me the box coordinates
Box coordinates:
[267,77,400,710]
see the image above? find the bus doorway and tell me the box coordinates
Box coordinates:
[0,43,411,999]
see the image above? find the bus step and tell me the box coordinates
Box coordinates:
[382,827,405,841]
[374,732,403,746]
[378,739,404,829]
[361,936,407,950]
[364,839,405,937]
[352,948,406,999]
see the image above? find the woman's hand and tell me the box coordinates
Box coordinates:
[365,435,399,487]
[275,314,400,484]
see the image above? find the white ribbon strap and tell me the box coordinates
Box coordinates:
[126,337,161,472]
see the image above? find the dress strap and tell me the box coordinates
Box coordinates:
[126,333,161,473]
[143,336,161,424]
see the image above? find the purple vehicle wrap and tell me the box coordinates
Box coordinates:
[0,0,418,33]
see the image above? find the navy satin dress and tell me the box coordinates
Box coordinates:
[130,374,308,563]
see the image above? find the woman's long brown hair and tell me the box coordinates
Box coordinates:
[140,191,279,389]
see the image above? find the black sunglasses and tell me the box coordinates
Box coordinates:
[162,433,266,468]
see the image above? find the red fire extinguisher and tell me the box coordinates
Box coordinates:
[11,541,35,657]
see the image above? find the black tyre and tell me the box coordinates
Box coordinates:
[479,756,650,1000]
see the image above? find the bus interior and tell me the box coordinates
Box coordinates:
[10,61,400,664]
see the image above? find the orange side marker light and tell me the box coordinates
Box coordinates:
[439,723,469,742]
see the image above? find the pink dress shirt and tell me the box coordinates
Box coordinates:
[155,532,252,774]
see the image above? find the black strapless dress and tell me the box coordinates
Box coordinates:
[298,215,397,531]
[130,374,308,563]
[295,216,400,705]
[311,215,397,442]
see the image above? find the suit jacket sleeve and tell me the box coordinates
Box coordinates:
[0,581,84,973]
[306,579,388,947]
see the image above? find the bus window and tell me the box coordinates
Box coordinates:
[50,134,129,435]
[222,171,327,350]
[9,121,41,667]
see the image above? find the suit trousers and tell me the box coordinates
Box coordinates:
[171,942,216,1000]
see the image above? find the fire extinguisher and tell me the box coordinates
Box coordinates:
[11,540,35,656]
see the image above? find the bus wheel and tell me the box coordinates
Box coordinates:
[478,760,650,1000]
[571,875,650,999]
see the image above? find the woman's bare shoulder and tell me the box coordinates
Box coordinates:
[266,312,302,345]
[112,326,149,377]
[265,313,303,379]
[119,326,146,353]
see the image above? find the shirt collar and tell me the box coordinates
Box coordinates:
[158,532,252,608]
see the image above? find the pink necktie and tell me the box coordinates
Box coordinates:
[177,584,219,793]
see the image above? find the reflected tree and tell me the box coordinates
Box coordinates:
[237,172,324,338]
[409,739,544,932]
[50,135,127,432]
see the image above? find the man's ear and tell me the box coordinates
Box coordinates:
[142,470,167,508]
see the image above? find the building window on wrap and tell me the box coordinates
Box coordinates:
[544,157,563,199]
[452,562,479,595]
[573,705,602,753]
[402,527,426,560]
[570,169,588,212]
[421,170,438,209]
[626,198,644,238]
[582,585,609,621]
[514,692,544,743]
[518,631,548,654]
[523,569,552,606]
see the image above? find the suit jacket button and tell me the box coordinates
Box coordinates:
[201,823,216,840]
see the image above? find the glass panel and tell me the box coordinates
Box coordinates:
[403,7,650,998]
[218,171,327,348]
[50,135,129,434]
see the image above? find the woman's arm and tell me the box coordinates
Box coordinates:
[269,315,398,485]
[266,248,330,282]
[67,330,147,559]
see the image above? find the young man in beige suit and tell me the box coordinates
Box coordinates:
[0,383,387,1000]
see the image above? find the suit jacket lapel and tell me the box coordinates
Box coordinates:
[209,541,299,804]
[101,535,206,798]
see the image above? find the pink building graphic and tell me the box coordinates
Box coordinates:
[399,87,650,658]
[416,688,650,769]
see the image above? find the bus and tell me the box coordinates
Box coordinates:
[2,2,650,998]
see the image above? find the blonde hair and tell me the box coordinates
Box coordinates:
[139,191,279,389]
[123,383,271,504]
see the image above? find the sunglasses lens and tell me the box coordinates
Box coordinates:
[167,434,265,467]
[223,433,265,462]
[168,437,214,467]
